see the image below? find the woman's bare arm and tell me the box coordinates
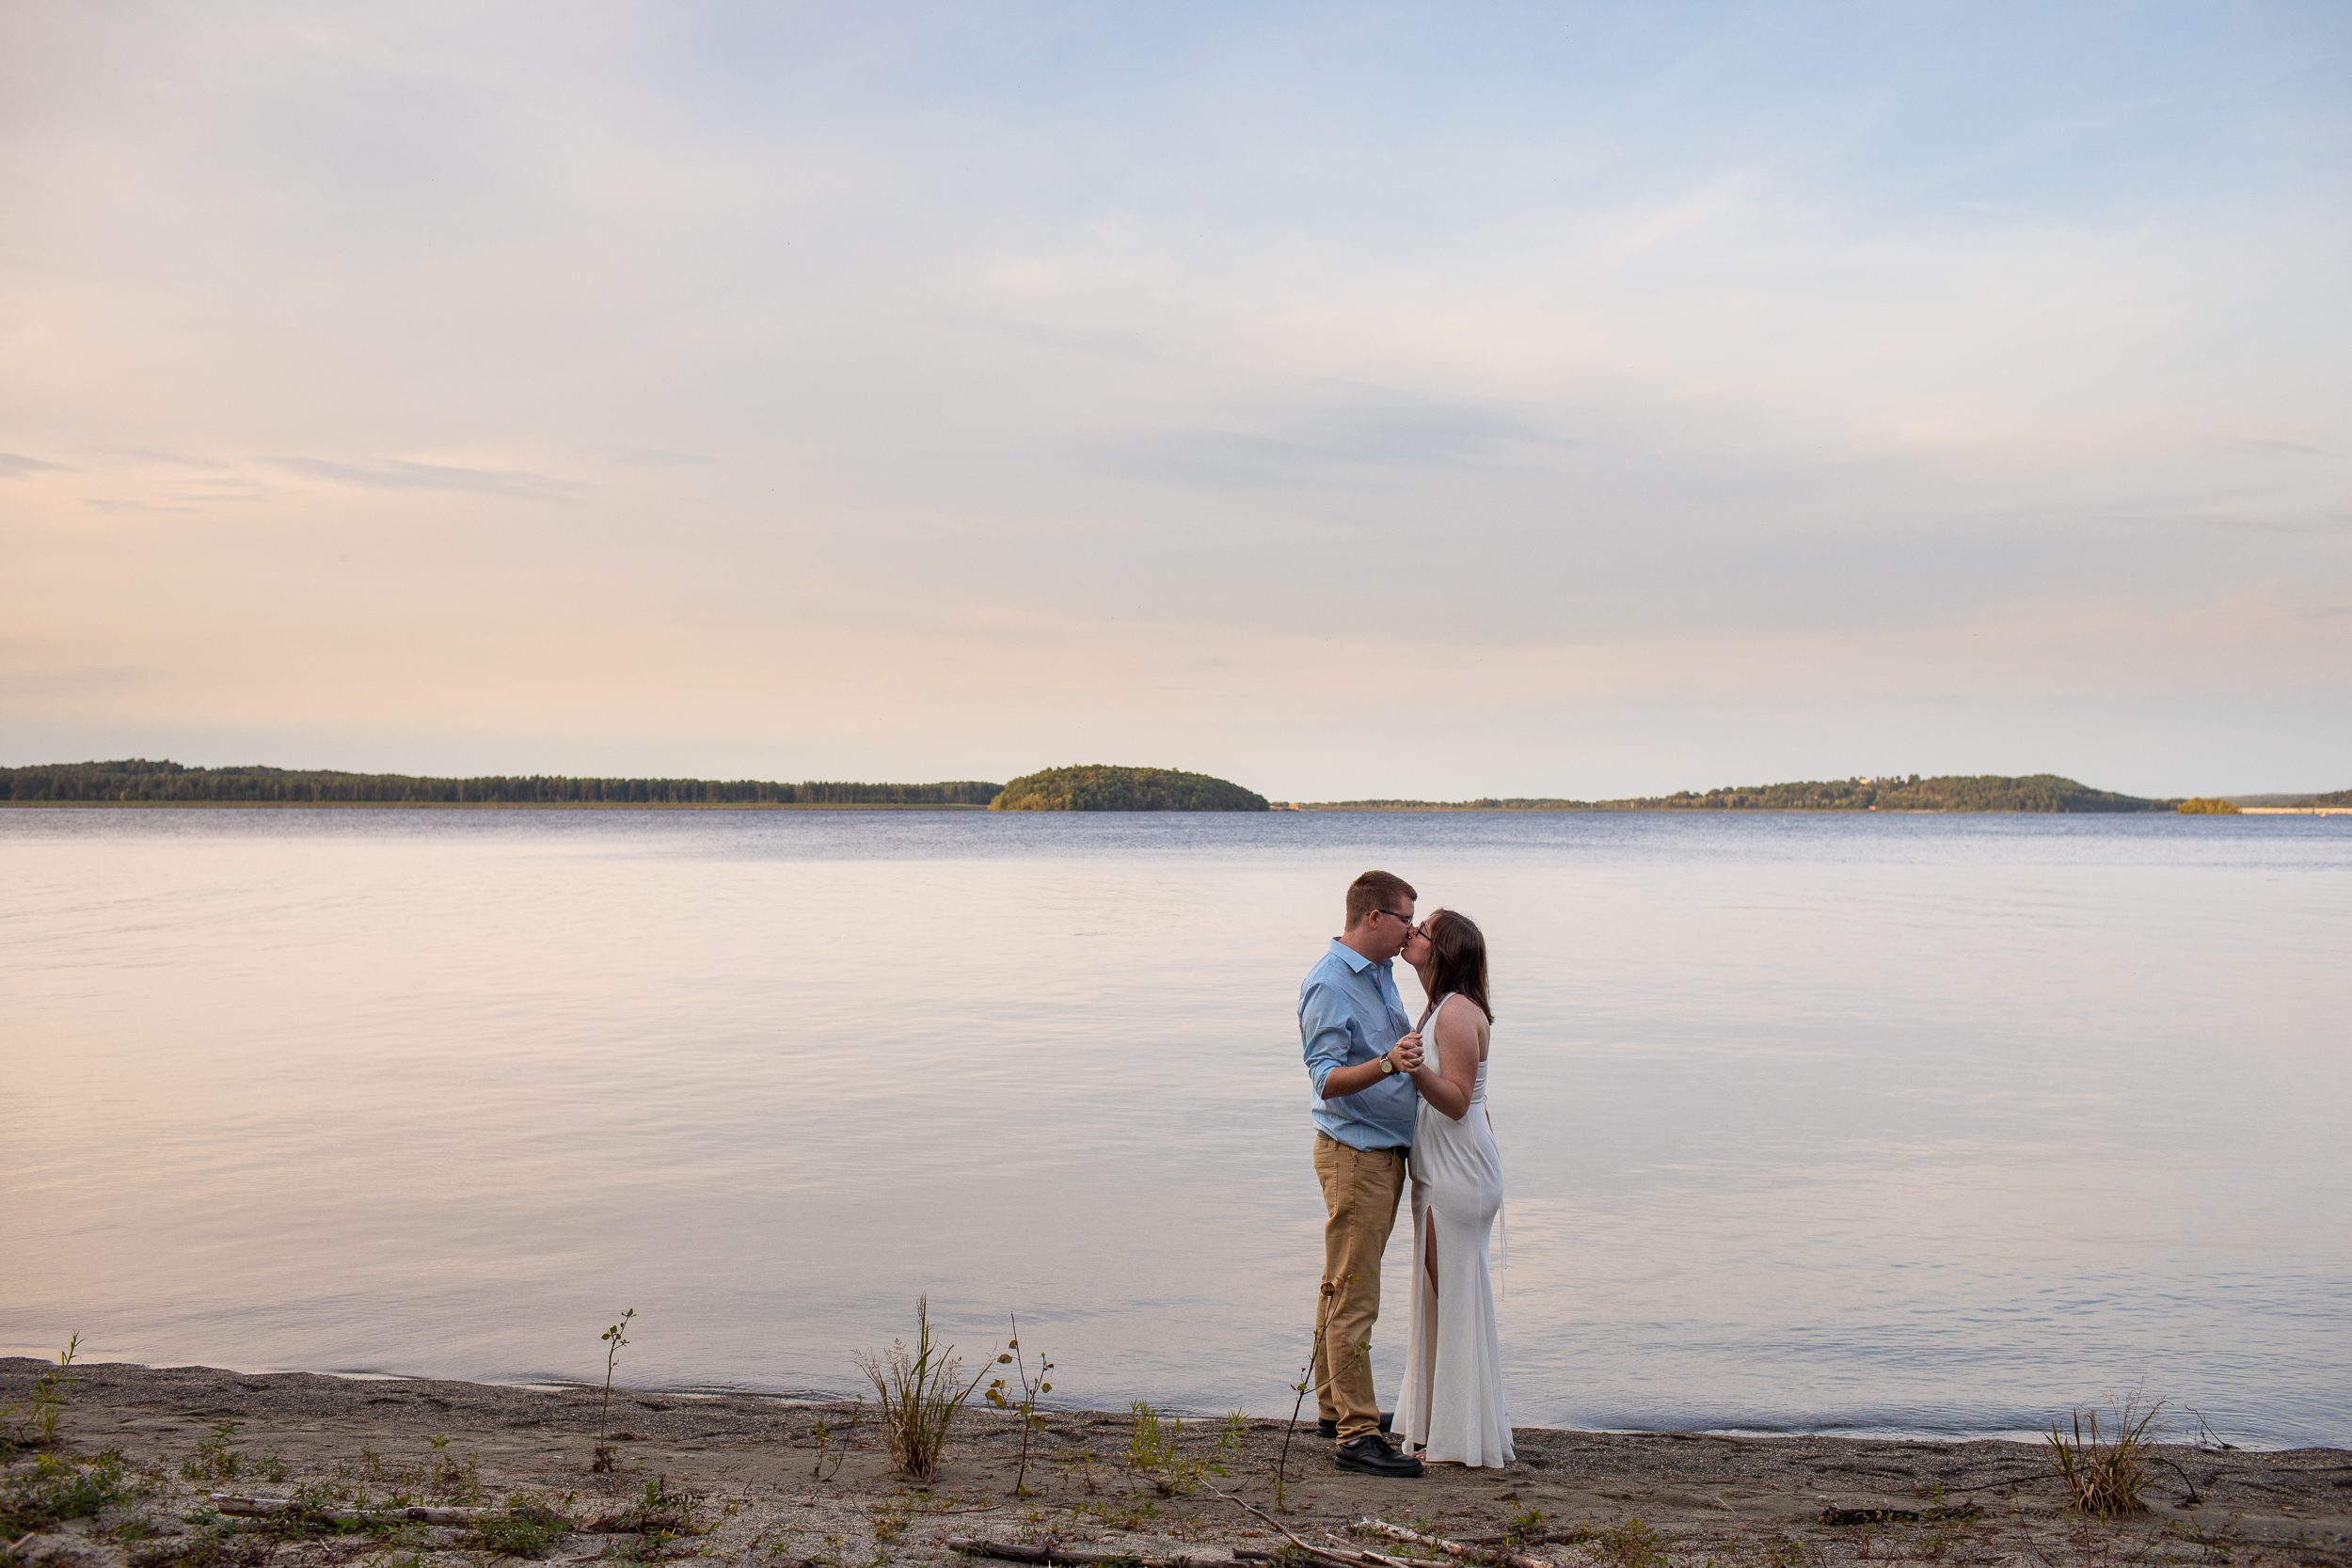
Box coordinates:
[1407,1002,1483,1121]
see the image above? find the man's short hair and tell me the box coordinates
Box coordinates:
[1344,870,1417,930]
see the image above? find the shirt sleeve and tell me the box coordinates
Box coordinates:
[1299,979,1356,1097]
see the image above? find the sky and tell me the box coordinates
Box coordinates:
[3,2,2348,800]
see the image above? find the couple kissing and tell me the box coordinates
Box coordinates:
[1298,869,1513,1477]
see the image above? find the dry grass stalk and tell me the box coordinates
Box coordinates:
[853,1295,993,1482]
[2047,1397,2163,1518]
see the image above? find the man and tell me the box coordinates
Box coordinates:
[1297,869,1425,1479]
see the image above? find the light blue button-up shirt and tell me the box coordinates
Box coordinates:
[1299,938,1419,1150]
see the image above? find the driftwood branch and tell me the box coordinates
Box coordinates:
[1354,1520,1559,1568]
[1323,1536,1416,1568]
[208,1494,494,1527]
[1937,1471,2053,1496]
[1203,1488,1384,1568]
[947,1540,1237,1567]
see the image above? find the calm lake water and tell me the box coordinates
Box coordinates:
[3,808,2347,1448]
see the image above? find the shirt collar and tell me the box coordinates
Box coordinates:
[1327,936,1383,975]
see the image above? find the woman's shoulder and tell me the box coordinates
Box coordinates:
[1434,993,1489,1034]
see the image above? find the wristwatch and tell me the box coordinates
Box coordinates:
[1377,1053,1398,1075]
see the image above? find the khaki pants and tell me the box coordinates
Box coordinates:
[1311,1132,1407,1443]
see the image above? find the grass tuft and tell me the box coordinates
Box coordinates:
[2047,1397,2163,1519]
[852,1295,993,1483]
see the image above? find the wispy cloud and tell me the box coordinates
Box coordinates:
[267,457,583,502]
[0,452,72,478]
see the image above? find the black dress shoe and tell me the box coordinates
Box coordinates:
[1317,1412,1393,1440]
[1334,1433,1423,1478]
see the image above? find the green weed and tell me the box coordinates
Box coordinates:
[24,1333,81,1449]
[1502,1508,1549,1547]
[1073,1496,1160,1532]
[596,1307,637,1473]
[469,1500,576,1559]
[807,1404,863,1482]
[1278,1276,1340,1512]
[983,1313,1055,1497]
[1,1448,131,1534]
[1125,1401,1224,1497]
[1588,1518,1667,1568]
[180,1420,242,1483]
[127,1525,275,1568]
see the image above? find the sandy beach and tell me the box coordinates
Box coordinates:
[5,1361,2345,1568]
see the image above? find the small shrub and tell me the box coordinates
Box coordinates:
[129,1526,276,1568]
[1502,1509,1549,1547]
[2048,1397,2163,1519]
[852,1296,993,1483]
[984,1314,1054,1497]
[1126,1401,1224,1497]
[181,1420,242,1482]
[807,1405,863,1482]
[1051,1441,1101,1496]
[1590,1519,1666,1568]
[424,1434,484,1505]
[1073,1497,1159,1532]
[599,1475,702,1541]
[870,1497,914,1543]
[469,1501,575,1559]
[1,1448,130,1534]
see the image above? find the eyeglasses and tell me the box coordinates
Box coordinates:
[1374,909,1422,935]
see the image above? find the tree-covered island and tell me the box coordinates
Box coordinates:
[988,765,1269,812]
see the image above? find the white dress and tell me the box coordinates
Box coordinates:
[1392,992,1514,1466]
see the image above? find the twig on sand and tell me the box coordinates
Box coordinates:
[948,1540,1234,1567]
[1355,1519,1560,1568]
[1203,1488,1392,1568]
[1324,1534,1417,1568]
[210,1495,492,1526]
[1937,1471,2053,1496]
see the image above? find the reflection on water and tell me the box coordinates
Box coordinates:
[2,809,2347,1447]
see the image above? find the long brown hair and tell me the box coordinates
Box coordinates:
[1423,908,1492,1022]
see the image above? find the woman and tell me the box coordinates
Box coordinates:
[1391,908,1513,1466]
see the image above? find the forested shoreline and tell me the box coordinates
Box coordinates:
[9,761,2340,812]
[0,760,1000,808]
[1310,773,2183,813]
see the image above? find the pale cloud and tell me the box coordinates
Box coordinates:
[266,456,584,502]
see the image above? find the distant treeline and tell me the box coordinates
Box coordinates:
[1312,773,2176,813]
[0,760,1002,808]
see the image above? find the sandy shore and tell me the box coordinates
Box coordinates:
[5,1361,2345,1567]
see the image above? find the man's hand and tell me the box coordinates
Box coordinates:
[1387,1032,1423,1074]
